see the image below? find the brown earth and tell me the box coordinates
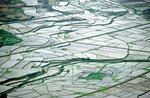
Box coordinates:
[0,0,33,24]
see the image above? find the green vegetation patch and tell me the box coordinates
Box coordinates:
[63,30,73,35]
[98,86,110,92]
[17,59,22,61]
[92,48,99,50]
[140,75,145,78]
[42,84,46,86]
[88,9,98,13]
[129,42,136,45]
[79,72,106,80]
[112,78,120,81]
[111,75,117,78]
[77,65,80,69]
[143,68,150,71]
[87,93,95,96]
[96,29,102,31]
[55,90,61,92]
[111,75,120,81]
[0,29,22,46]
[61,48,68,51]
[73,92,85,95]
[6,69,12,73]
[96,66,102,69]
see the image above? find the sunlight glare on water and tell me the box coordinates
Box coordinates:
[21,0,38,5]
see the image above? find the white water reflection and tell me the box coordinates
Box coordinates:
[21,0,38,6]
[144,0,150,2]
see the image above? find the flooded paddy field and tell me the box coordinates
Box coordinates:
[0,0,150,98]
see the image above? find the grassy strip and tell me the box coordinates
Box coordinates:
[0,29,22,46]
